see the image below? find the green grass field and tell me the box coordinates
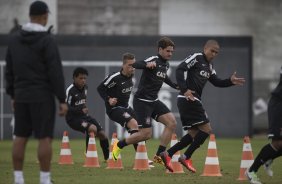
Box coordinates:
[0,137,281,184]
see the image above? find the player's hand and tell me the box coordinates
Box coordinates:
[146,61,156,69]
[82,107,88,114]
[108,97,118,106]
[59,103,68,116]
[231,71,245,86]
[184,89,196,101]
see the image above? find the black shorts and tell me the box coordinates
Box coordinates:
[268,96,282,140]
[177,96,209,130]
[133,97,171,128]
[67,115,103,134]
[14,99,55,139]
[107,106,136,130]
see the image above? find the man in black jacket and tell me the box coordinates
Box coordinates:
[66,67,109,161]
[5,1,68,184]
[160,39,245,173]
[132,37,179,165]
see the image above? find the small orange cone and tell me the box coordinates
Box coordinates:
[201,134,222,176]
[83,132,100,167]
[166,134,184,174]
[58,131,74,164]
[133,141,150,170]
[106,133,123,169]
[238,136,254,180]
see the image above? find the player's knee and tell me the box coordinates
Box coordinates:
[88,124,97,134]
[167,120,177,131]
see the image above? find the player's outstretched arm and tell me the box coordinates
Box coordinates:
[230,71,245,86]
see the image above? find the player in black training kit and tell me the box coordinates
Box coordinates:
[132,37,179,165]
[66,67,109,161]
[246,66,282,184]
[97,53,151,161]
[160,40,245,173]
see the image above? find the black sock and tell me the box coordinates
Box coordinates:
[85,133,90,152]
[272,148,282,160]
[156,145,166,156]
[167,133,193,158]
[184,130,209,159]
[249,144,278,172]
[133,143,138,151]
[117,139,128,149]
[100,139,109,160]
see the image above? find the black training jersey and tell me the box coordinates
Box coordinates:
[65,84,88,121]
[176,52,233,99]
[272,66,282,99]
[133,54,177,101]
[97,71,133,110]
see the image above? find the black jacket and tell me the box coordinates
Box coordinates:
[65,84,88,121]
[97,71,133,113]
[5,24,65,103]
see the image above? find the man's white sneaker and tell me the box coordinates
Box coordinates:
[245,169,262,184]
[264,159,273,177]
[148,159,155,168]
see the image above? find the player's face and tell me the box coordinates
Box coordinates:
[123,59,135,76]
[159,46,174,60]
[204,45,219,62]
[74,74,87,89]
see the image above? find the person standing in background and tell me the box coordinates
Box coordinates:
[5,1,68,184]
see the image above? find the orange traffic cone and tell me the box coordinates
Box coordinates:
[133,141,150,170]
[238,136,254,180]
[201,134,222,176]
[106,133,123,169]
[166,134,184,174]
[58,131,74,164]
[83,132,100,167]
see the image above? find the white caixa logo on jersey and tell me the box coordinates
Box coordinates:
[200,70,210,78]
[122,86,133,93]
[75,99,86,105]
[156,71,166,78]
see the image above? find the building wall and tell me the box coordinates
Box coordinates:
[0,0,57,33]
[57,0,159,35]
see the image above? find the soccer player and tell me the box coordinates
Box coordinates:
[97,53,150,161]
[160,39,245,173]
[5,1,68,184]
[132,37,179,165]
[65,67,109,161]
[245,66,282,184]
